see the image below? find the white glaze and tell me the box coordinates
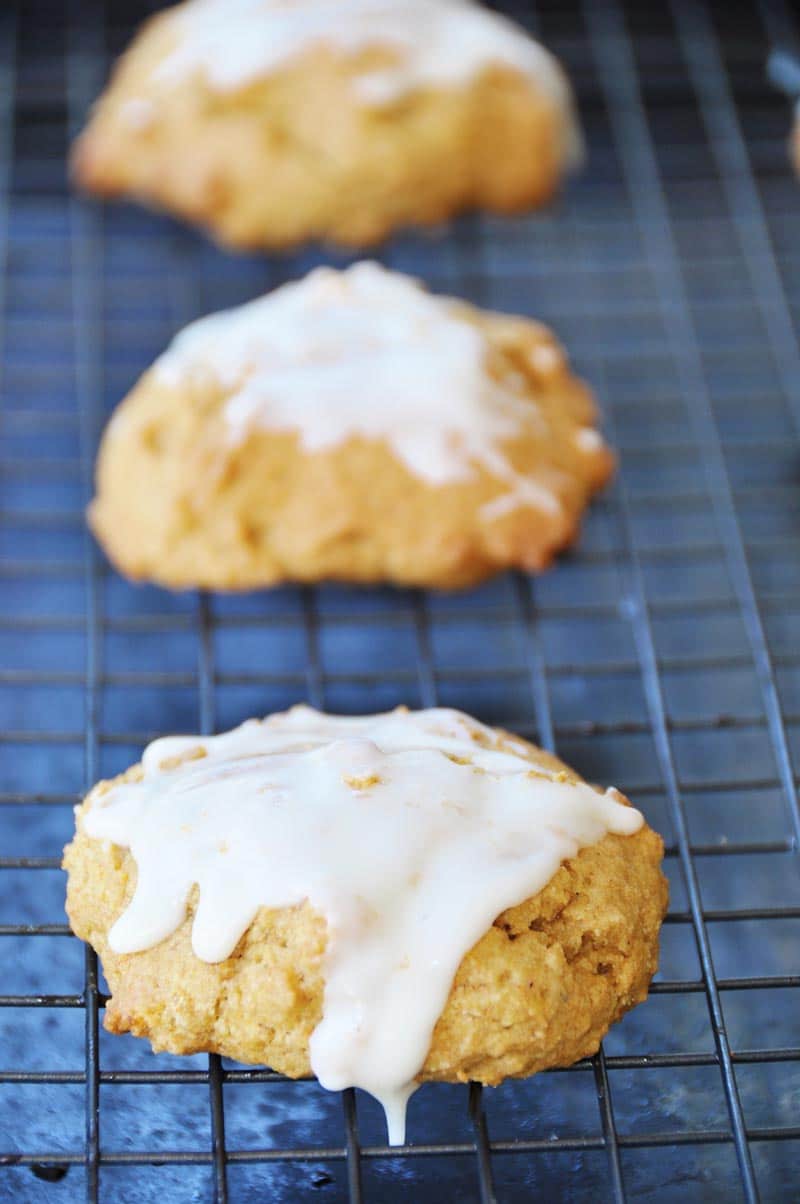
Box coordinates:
[528,343,563,374]
[574,427,603,453]
[153,0,581,166]
[119,97,157,130]
[154,261,578,519]
[83,705,643,1143]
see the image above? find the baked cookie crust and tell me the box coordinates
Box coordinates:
[64,722,666,1090]
[72,1,580,249]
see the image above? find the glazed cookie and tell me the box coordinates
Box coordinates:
[71,0,581,249]
[64,705,667,1143]
[88,262,614,590]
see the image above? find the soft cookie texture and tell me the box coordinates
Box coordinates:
[71,0,581,249]
[63,717,666,1090]
[88,263,614,591]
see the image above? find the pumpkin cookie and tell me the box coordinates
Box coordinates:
[72,0,582,249]
[88,262,614,590]
[64,705,667,1144]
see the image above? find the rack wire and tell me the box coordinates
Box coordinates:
[1,0,799,1200]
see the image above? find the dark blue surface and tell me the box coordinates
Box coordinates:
[2,0,800,1200]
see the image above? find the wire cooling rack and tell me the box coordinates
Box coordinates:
[1,0,800,1200]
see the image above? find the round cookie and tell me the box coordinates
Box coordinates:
[88,263,614,591]
[71,0,581,250]
[63,707,667,1121]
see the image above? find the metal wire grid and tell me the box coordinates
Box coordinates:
[1,0,800,1199]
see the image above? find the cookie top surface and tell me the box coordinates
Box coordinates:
[153,261,578,518]
[148,0,578,152]
[79,703,643,1142]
